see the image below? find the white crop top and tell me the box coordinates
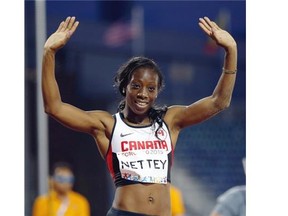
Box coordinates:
[105,112,174,187]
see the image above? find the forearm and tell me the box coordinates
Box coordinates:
[42,48,62,115]
[223,44,237,70]
[212,45,237,109]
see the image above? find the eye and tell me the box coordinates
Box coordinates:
[148,86,156,92]
[131,83,140,89]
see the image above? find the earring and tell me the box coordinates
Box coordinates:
[122,89,125,94]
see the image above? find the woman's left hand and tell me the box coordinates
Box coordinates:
[198,16,236,51]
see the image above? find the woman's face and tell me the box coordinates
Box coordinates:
[125,67,159,115]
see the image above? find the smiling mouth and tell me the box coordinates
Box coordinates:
[135,100,148,107]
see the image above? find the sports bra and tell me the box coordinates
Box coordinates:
[105,112,174,187]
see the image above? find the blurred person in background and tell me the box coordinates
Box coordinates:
[170,185,186,216]
[42,16,237,215]
[32,162,90,216]
[209,158,246,216]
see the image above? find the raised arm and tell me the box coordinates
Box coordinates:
[42,16,111,135]
[166,17,237,133]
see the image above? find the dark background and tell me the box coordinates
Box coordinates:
[25,1,246,215]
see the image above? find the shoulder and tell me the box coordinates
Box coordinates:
[213,186,246,216]
[88,110,115,129]
[163,105,187,131]
[33,194,49,206]
[69,191,89,202]
[170,185,181,194]
[170,185,184,201]
[218,185,246,203]
[165,105,186,114]
[88,110,114,120]
[164,105,186,122]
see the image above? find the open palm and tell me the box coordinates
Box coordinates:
[199,16,236,50]
[44,16,79,52]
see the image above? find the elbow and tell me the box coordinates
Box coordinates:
[215,104,228,113]
[214,97,232,112]
[44,105,54,116]
[222,99,231,109]
[222,102,231,110]
[44,106,51,115]
[44,104,59,117]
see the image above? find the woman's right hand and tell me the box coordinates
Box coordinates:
[44,16,79,52]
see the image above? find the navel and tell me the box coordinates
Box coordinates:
[148,195,154,204]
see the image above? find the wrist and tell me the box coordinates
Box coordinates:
[224,43,237,53]
[222,67,237,74]
[43,47,56,55]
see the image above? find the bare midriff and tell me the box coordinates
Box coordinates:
[112,183,171,216]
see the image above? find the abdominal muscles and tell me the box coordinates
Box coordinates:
[112,183,171,216]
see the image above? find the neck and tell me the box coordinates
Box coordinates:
[57,193,69,201]
[121,111,150,125]
[54,190,69,200]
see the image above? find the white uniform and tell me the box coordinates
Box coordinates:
[105,112,174,187]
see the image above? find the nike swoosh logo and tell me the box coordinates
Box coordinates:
[120,132,133,137]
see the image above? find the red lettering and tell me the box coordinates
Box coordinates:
[121,141,128,152]
[146,141,154,149]
[137,141,145,150]
[161,141,168,151]
[129,141,137,150]
[154,140,160,149]
[120,140,170,151]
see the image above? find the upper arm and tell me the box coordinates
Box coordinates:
[46,102,112,135]
[32,197,46,216]
[81,197,91,216]
[166,96,224,131]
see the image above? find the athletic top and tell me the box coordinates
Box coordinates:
[105,112,174,187]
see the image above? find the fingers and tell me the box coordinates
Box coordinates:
[198,16,220,35]
[204,17,220,30]
[69,19,79,35]
[67,16,76,29]
[56,21,65,32]
[199,17,211,31]
[198,20,211,35]
[56,16,79,33]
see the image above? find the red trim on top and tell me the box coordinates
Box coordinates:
[105,146,115,180]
